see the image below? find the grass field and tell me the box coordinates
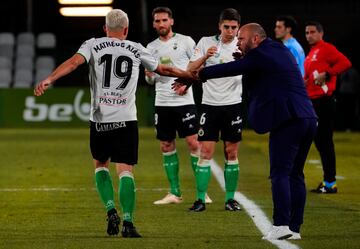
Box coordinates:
[0,128,359,249]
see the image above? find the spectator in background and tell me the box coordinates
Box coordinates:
[186,8,242,212]
[275,15,305,76]
[304,21,352,194]
[337,67,360,131]
[145,7,210,205]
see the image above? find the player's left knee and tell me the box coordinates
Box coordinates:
[186,137,199,152]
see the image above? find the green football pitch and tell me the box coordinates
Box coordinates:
[0,128,359,249]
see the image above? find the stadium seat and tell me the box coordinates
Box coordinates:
[17,32,35,46]
[35,56,55,71]
[0,56,12,70]
[13,68,33,88]
[15,57,34,71]
[37,32,56,49]
[34,68,52,84]
[0,32,15,46]
[0,68,12,88]
[0,44,14,59]
[16,44,35,58]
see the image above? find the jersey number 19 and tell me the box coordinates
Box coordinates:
[99,54,133,90]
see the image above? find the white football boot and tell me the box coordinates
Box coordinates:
[205,193,213,204]
[287,232,301,240]
[262,225,293,240]
[153,193,183,205]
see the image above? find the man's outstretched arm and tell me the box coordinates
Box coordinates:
[34,53,85,96]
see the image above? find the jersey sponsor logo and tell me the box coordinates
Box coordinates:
[23,90,90,122]
[159,56,173,65]
[95,121,126,132]
[99,96,127,106]
[182,112,195,122]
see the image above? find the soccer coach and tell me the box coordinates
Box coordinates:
[176,23,317,240]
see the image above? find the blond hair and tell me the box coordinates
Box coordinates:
[106,9,129,31]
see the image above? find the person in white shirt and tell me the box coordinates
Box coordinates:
[186,8,243,212]
[145,7,212,205]
[34,9,192,238]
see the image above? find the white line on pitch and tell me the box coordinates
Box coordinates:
[0,187,177,192]
[210,159,300,249]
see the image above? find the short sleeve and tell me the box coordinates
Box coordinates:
[190,37,206,62]
[139,43,159,72]
[185,36,196,59]
[76,38,95,63]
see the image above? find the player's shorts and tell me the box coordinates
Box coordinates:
[90,121,138,165]
[154,105,199,141]
[198,103,243,142]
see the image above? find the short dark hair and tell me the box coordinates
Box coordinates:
[305,21,324,33]
[219,8,241,24]
[152,7,173,19]
[276,15,298,34]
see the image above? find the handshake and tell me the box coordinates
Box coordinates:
[171,69,203,96]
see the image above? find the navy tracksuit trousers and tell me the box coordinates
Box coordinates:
[269,118,317,232]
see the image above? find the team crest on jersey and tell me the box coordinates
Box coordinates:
[310,49,319,62]
[198,128,204,136]
[173,42,178,50]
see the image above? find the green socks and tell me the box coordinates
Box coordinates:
[95,167,115,211]
[95,168,136,223]
[119,172,136,222]
[163,150,181,197]
[196,159,211,202]
[190,153,199,175]
[224,160,240,201]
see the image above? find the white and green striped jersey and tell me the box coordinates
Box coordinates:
[146,33,195,106]
[191,35,242,106]
[77,37,158,123]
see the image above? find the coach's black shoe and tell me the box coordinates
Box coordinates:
[121,221,142,238]
[311,181,338,194]
[225,199,242,211]
[107,209,120,235]
[189,199,206,212]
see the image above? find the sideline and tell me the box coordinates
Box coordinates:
[210,159,300,249]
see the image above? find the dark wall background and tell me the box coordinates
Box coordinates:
[2,0,357,70]
[2,0,359,129]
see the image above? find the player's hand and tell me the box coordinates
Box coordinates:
[206,46,218,58]
[171,77,195,93]
[34,79,51,96]
[173,84,189,96]
[145,70,156,85]
[145,70,155,78]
